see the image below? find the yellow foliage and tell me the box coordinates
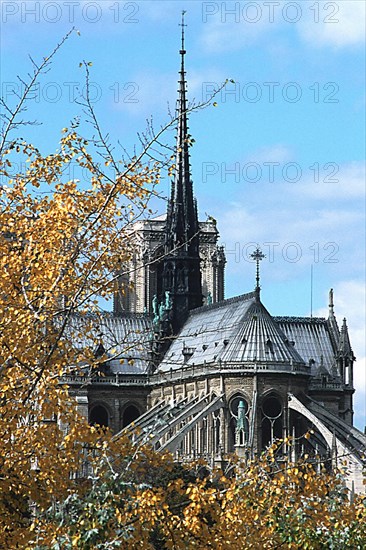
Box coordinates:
[0,127,160,547]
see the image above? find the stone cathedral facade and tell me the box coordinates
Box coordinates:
[64,25,365,492]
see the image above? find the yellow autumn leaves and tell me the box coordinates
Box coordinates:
[0,127,160,547]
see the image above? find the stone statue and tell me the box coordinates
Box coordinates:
[165,290,172,310]
[152,295,158,317]
[159,302,166,320]
[207,291,213,306]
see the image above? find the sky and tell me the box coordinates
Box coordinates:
[0,0,365,429]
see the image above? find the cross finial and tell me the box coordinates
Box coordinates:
[250,246,266,295]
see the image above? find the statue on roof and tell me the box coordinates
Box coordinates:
[152,295,158,316]
[159,301,166,320]
[165,290,172,310]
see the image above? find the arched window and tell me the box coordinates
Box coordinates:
[261,395,283,449]
[164,262,174,290]
[122,404,140,428]
[90,404,109,428]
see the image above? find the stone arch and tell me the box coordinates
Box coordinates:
[89,403,110,429]
[122,403,141,428]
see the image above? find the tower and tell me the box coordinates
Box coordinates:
[159,12,203,333]
[113,14,224,317]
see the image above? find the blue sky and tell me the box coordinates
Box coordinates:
[1,0,365,428]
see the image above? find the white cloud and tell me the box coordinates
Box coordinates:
[246,144,294,164]
[293,161,366,200]
[219,201,363,257]
[212,153,365,310]
[298,0,366,48]
[200,0,365,54]
[214,156,365,255]
[200,9,275,54]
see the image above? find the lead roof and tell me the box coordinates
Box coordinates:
[68,296,342,378]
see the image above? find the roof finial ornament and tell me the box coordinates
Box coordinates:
[250,245,266,299]
[329,288,334,317]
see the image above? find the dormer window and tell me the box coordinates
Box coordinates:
[182,346,195,362]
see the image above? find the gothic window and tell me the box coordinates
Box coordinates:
[90,404,109,428]
[122,404,140,428]
[261,395,283,449]
[177,264,185,290]
[164,262,174,290]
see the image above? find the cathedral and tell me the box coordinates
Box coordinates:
[64,22,365,492]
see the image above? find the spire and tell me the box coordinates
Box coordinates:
[159,12,202,336]
[327,287,340,347]
[250,246,265,300]
[165,10,199,256]
[338,317,354,359]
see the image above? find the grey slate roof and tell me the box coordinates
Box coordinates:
[220,301,305,365]
[159,292,256,371]
[159,292,306,372]
[67,312,153,374]
[275,317,336,375]
[65,298,340,379]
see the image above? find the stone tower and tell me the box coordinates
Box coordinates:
[113,15,226,317]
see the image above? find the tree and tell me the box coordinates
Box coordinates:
[29,437,366,549]
[0,30,161,548]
